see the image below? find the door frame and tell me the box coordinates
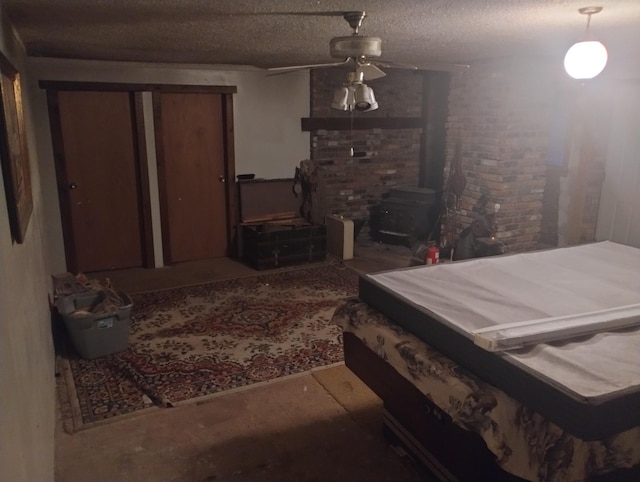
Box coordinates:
[41,81,238,270]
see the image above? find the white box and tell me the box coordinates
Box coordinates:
[326,214,354,260]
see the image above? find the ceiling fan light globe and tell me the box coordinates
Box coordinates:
[564,40,608,79]
[331,86,352,111]
[361,100,379,112]
[354,84,378,112]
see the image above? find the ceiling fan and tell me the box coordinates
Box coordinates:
[267,10,417,82]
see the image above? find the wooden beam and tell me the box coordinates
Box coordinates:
[421,71,450,191]
[39,80,237,94]
[301,117,423,131]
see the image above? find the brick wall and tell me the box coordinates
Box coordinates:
[444,60,557,253]
[309,68,424,228]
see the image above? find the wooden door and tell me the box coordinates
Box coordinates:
[52,90,145,273]
[155,92,229,263]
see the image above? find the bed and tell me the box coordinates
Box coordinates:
[333,241,640,482]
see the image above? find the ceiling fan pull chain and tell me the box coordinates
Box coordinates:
[350,109,354,157]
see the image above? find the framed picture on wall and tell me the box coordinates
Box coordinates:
[0,51,32,244]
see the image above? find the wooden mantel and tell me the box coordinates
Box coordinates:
[301,117,424,131]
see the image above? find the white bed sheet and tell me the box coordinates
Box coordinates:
[367,241,640,400]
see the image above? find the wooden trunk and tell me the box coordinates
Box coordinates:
[238,178,326,270]
[242,222,326,270]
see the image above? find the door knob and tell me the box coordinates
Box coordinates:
[69,183,78,190]
[218,175,226,183]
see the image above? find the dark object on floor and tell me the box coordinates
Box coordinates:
[353,218,365,241]
[454,195,503,260]
[455,231,504,260]
[236,173,255,181]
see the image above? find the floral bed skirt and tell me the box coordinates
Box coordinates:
[332,297,640,482]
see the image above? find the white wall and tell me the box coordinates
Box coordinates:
[26,58,310,178]
[25,58,310,272]
[596,80,640,248]
[0,9,56,482]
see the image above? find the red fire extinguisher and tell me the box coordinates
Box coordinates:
[425,243,440,265]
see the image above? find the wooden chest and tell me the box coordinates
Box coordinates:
[238,178,326,270]
[242,221,327,270]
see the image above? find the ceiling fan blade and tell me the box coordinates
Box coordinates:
[370,59,419,71]
[372,59,470,72]
[419,62,471,72]
[267,59,352,76]
[358,63,386,80]
[241,11,351,17]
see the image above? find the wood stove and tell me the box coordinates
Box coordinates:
[370,187,438,245]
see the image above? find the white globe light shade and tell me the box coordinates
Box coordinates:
[564,40,608,79]
[331,86,351,111]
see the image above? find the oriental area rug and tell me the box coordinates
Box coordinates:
[57,264,358,432]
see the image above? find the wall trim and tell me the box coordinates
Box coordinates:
[39,80,237,94]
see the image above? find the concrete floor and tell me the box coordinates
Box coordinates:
[55,239,427,481]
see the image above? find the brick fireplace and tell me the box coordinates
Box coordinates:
[307,68,447,240]
[307,60,607,254]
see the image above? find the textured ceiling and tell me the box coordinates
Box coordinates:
[2,0,640,72]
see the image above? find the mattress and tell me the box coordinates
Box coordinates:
[358,241,640,440]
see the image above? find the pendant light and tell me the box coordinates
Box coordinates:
[564,6,608,80]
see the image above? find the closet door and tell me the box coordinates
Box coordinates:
[154,92,229,263]
[52,90,145,272]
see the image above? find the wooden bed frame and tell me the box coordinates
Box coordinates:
[343,332,640,482]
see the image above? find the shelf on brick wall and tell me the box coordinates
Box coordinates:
[301,117,424,131]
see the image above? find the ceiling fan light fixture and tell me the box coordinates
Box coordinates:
[353,83,378,112]
[331,86,352,111]
[330,82,378,112]
[564,6,608,80]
